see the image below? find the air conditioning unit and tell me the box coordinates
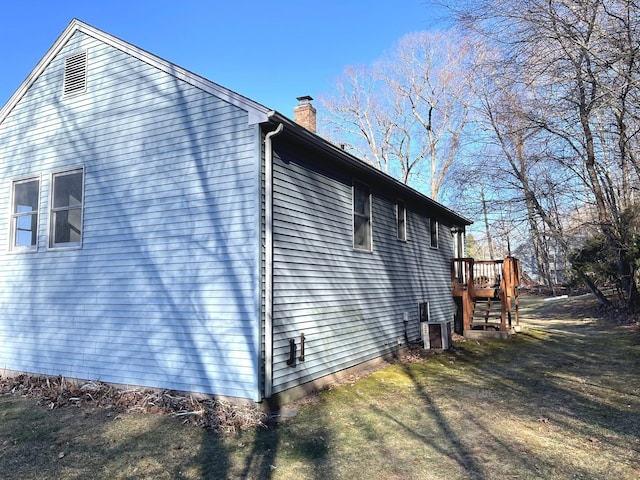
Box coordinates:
[421,320,452,351]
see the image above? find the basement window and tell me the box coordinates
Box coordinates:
[63,51,87,97]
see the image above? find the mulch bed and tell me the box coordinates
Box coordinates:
[0,374,267,433]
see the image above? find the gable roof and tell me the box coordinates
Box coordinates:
[0,18,272,126]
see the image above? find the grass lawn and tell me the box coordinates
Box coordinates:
[1,294,639,479]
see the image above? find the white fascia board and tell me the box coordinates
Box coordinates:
[0,19,271,126]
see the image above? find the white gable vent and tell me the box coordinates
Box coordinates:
[63,51,87,96]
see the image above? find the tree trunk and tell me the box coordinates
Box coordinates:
[580,273,612,309]
[617,253,640,310]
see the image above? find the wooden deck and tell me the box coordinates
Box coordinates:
[452,257,521,336]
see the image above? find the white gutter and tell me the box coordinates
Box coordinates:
[264,122,283,399]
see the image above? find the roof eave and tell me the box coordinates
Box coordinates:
[265,111,472,226]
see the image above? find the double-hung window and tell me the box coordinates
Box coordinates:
[50,168,84,248]
[10,177,40,251]
[353,181,372,251]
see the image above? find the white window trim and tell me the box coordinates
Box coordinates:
[48,166,85,250]
[353,180,373,252]
[8,174,41,253]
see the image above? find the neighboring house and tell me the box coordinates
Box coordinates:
[0,19,471,402]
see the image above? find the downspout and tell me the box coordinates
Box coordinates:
[264,122,283,399]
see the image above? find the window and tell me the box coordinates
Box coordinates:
[50,168,84,248]
[397,200,406,241]
[10,177,40,251]
[353,181,372,251]
[419,301,430,322]
[453,228,465,258]
[430,218,438,248]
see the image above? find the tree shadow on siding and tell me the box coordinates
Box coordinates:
[45,58,259,394]
[2,34,274,478]
[163,68,281,477]
[267,145,428,392]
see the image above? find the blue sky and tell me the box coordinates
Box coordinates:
[0,0,447,118]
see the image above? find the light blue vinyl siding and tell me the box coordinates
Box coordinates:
[270,150,457,393]
[0,31,262,399]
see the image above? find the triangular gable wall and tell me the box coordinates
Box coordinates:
[0,19,271,126]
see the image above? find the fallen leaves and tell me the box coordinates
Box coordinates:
[1,374,267,433]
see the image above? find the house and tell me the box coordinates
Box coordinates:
[0,19,471,403]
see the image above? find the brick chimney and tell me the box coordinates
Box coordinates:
[294,95,316,133]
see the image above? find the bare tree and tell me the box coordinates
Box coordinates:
[321,30,476,200]
[477,66,572,287]
[442,0,640,306]
[322,65,394,174]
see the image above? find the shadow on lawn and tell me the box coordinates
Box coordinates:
[478,322,640,439]
[3,299,637,479]
[198,412,333,479]
[234,423,281,479]
[372,377,488,478]
[387,306,640,479]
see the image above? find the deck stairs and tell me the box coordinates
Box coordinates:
[451,256,522,338]
[471,297,503,330]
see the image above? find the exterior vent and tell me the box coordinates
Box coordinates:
[63,51,87,96]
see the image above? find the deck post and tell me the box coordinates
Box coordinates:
[503,257,522,330]
[463,258,475,332]
[500,283,507,331]
[500,263,510,330]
